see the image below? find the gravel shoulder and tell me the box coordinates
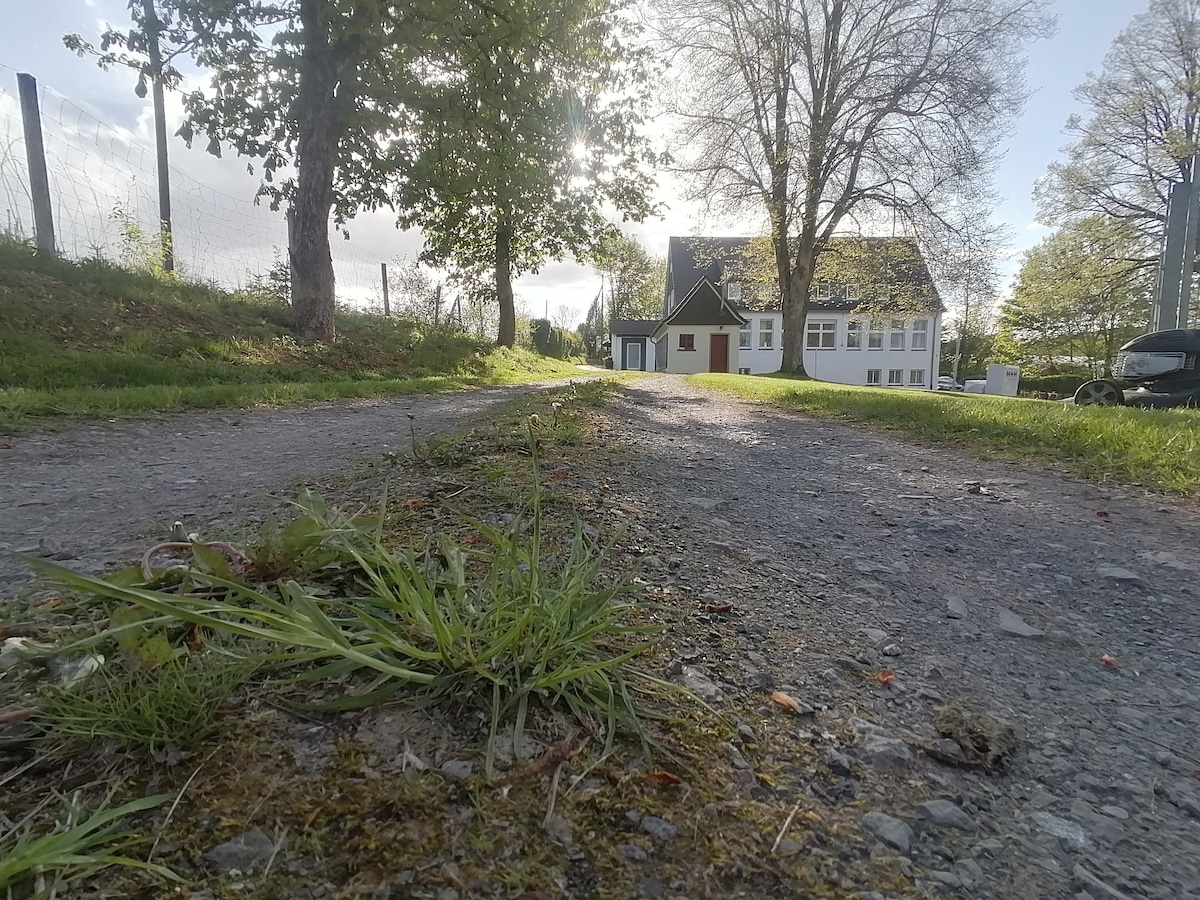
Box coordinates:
[598,376,1200,899]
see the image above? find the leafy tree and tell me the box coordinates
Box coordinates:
[394,0,660,347]
[1035,0,1200,254]
[591,232,667,324]
[996,217,1151,376]
[654,0,1051,371]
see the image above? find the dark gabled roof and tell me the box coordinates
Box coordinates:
[610,319,659,337]
[665,235,943,314]
[652,279,746,339]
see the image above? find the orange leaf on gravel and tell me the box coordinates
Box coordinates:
[771,691,804,713]
[649,770,683,785]
[873,670,896,685]
[1101,654,1120,669]
[705,603,733,613]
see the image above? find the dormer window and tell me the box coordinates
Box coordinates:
[725,282,742,301]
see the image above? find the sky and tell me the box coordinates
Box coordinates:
[1,0,1151,325]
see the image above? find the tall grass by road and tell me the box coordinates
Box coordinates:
[0,241,579,429]
[692,373,1200,494]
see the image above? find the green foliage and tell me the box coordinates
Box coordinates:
[591,232,667,322]
[395,0,660,346]
[36,656,249,752]
[997,217,1150,376]
[109,203,175,279]
[693,372,1200,494]
[0,793,180,896]
[28,447,667,773]
[529,318,584,359]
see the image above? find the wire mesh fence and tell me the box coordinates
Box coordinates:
[0,66,388,307]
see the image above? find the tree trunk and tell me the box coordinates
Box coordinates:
[291,0,338,342]
[495,213,516,347]
[781,232,816,372]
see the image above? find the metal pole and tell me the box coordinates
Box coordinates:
[16,73,56,256]
[380,262,390,316]
[434,283,442,327]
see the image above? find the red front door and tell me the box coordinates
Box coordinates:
[709,333,729,373]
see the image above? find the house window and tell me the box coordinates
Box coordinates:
[909,368,925,385]
[888,368,904,386]
[868,321,884,349]
[845,284,863,300]
[866,369,882,385]
[890,319,906,350]
[739,321,751,348]
[726,282,742,301]
[912,319,929,350]
[759,318,776,349]
[846,321,863,350]
[814,282,832,300]
[679,333,695,351]
[805,320,835,349]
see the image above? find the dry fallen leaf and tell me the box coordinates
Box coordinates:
[705,603,733,613]
[873,670,896,685]
[771,691,804,713]
[1101,654,1120,669]
[648,770,683,785]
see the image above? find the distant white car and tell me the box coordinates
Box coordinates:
[936,376,964,391]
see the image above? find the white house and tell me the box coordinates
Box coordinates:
[612,235,944,388]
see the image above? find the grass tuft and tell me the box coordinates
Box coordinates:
[0,793,181,895]
[26,430,668,773]
[692,372,1200,493]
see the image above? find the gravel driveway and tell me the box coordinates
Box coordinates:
[595,376,1200,900]
[0,382,576,592]
[3,374,1198,899]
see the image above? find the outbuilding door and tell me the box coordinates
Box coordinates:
[709,333,729,372]
[622,338,646,371]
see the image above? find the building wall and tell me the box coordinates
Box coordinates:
[801,311,940,389]
[736,312,784,374]
[611,335,656,371]
[658,325,736,374]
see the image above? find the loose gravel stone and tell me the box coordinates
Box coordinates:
[203,829,277,873]
[913,799,976,831]
[860,811,913,854]
[640,815,679,843]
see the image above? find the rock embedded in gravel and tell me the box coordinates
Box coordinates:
[641,815,679,843]
[946,596,969,618]
[851,719,916,770]
[860,811,914,854]
[636,876,667,899]
[1073,863,1136,900]
[617,843,648,862]
[1095,564,1146,586]
[1030,812,1094,853]
[996,606,1044,637]
[953,858,984,887]
[203,828,278,873]
[440,760,473,781]
[913,799,976,831]
[679,666,724,703]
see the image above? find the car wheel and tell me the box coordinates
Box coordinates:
[1074,380,1123,407]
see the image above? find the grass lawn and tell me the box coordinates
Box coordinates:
[691,372,1200,494]
[0,241,581,430]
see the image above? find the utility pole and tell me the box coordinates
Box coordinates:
[141,0,174,272]
[380,262,390,316]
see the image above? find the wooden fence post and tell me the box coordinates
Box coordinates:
[380,262,390,316]
[17,73,56,257]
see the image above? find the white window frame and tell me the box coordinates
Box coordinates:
[805,319,836,349]
[868,321,884,350]
[888,368,904,386]
[866,368,882,385]
[759,318,776,349]
[845,284,863,300]
[739,320,751,348]
[890,319,906,351]
[726,282,742,301]
[846,321,863,350]
[909,368,925,386]
[912,319,929,350]
[814,282,832,300]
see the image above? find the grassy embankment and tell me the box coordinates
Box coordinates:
[0,241,580,430]
[691,372,1200,494]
